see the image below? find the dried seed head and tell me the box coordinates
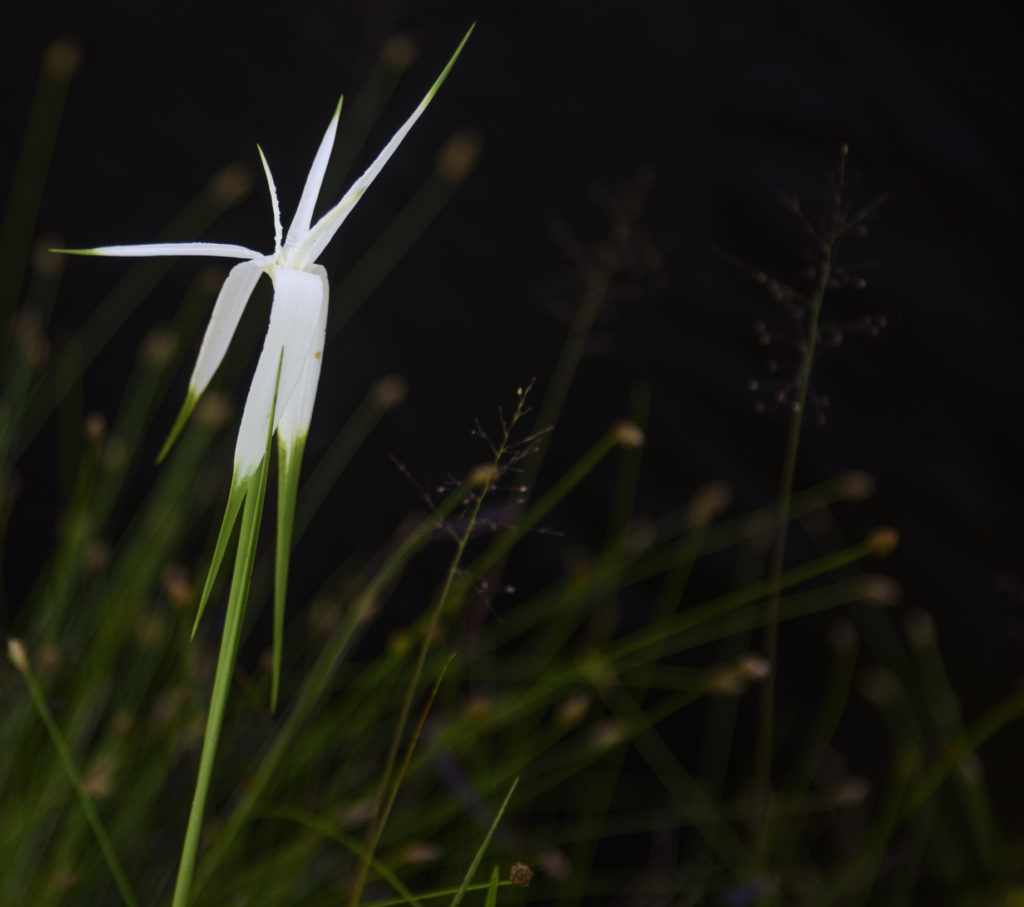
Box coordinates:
[866,527,899,557]
[838,469,875,501]
[82,754,117,798]
[164,564,195,610]
[463,695,493,721]
[43,36,83,81]
[590,718,626,750]
[554,690,591,729]
[208,163,253,206]
[337,797,377,830]
[83,412,107,446]
[509,862,534,887]
[612,419,644,449]
[903,609,936,649]
[194,391,234,430]
[381,34,419,71]
[830,775,871,807]
[370,374,408,410]
[402,842,441,865]
[467,462,500,488]
[7,638,29,674]
[735,652,771,682]
[140,326,178,368]
[435,128,482,183]
[859,574,901,607]
[707,665,745,696]
[686,480,732,529]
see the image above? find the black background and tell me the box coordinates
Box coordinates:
[4,0,1023,860]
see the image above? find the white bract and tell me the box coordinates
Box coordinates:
[71,29,470,483]
[62,28,472,707]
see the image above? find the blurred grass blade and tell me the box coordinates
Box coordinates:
[484,865,500,907]
[448,777,518,907]
[7,639,140,907]
[0,37,81,329]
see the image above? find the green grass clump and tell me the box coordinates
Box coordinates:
[0,32,1020,907]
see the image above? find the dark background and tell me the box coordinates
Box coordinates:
[4,0,1023,857]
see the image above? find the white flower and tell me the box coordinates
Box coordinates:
[66,28,471,484]
[60,29,472,706]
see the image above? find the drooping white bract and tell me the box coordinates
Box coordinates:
[61,27,472,708]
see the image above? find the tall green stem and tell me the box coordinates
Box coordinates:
[171,468,269,907]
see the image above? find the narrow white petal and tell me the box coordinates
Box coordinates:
[188,260,265,398]
[84,242,266,259]
[277,265,329,447]
[298,27,473,264]
[258,144,284,253]
[233,267,324,478]
[284,97,343,250]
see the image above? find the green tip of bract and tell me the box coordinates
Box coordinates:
[192,479,247,639]
[424,23,475,105]
[333,94,344,120]
[156,390,199,464]
[50,248,103,256]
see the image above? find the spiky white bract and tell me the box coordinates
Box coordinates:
[59,26,473,708]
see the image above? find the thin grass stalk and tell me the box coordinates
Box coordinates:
[0,37,80,329]
[755,148,847,848]
[7,640,139,907]
[350,393,529,907]
[447,778,518,907]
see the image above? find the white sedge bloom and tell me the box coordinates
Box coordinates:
[62,30,472,710]
[65,28,471,482]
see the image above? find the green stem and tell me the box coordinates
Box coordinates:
[171,468,269,907]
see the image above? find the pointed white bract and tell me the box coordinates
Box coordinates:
[87,241,267,259]
[285,98,342,250]
[276,265,329,449]
[187,260,264,402]
[61,30,471,686]
[234,267,323,478]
